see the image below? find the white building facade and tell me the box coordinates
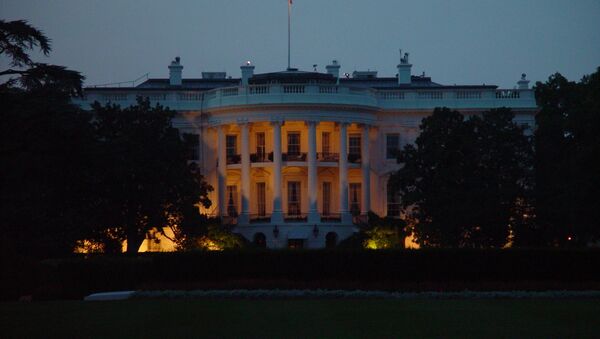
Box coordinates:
[75,55,537,249]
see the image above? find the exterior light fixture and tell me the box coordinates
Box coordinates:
[313,225,319,238]
[273,225,279,238]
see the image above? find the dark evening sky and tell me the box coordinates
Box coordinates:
[2,0,599,88]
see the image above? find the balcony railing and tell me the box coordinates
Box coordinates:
[282,152,307,162]
[250,152,273,163]
[284,213,308,223]
[226,154,241,165]
[320,214,342,223]
[317,152,339,162]
[249,214,271,223]
[348,153,361,164]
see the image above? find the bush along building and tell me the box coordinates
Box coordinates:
[74,52,537,249]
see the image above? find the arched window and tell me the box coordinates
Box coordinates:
[254,233,266,248]
[325,232,338,248]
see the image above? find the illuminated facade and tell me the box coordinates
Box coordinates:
[74,54,537,249]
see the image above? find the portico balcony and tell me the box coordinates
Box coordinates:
[282,152,307,162]
[226,154,241,165]
[250,152,273,163]
[284,213,308,223]
[249,214,272,223]
[317,152,339,162]
[320,214,342,223]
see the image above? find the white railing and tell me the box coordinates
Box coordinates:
[76,84,536,111]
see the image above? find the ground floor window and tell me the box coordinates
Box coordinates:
[322,182,331,216]
[288,239,304,249]
[254,233,266,248]
[256,182,266,216]
[387,182,401,217]
[349,183,361,216]
[226,185,238,217]
[288,181,301,215]
[326,232,338,248]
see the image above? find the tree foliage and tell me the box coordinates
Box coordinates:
[0,20,83,96]
[90,97,213,253]
[534,69,600,246]
[0,20,94,257]
[389,107,533,248]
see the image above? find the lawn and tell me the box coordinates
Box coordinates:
[1,298,599,338]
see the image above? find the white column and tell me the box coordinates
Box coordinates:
[239,123,251,224]
[338,122,351,223]
[217,125,227,216]
[307,121,319,223]
[271,121,283,224]
[361,124,371,215]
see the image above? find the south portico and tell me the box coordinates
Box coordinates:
[207,109,376,248]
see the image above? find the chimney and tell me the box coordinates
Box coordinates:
[326,60,341,84]
[240,61,255,86]
[517,73,530,90]
[397,50,412,85]
[168,57,183,86]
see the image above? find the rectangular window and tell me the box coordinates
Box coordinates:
[322,132,331,154]
[322,182,331,216]
[226,135,237,157]
[287,132,300,156]
[387,184,401,217]
[349,134,361,157]
[256,182,266,217]
[226,185,238,217]
[287,181,301,215]
[183,133,199,161]
[256,132,265,159]
[349,183,361,216]
[386,134,400,159]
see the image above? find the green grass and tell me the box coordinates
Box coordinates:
[2,299,599,338]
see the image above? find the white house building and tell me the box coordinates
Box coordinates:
[74,53,537,249]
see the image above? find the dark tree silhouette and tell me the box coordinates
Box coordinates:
[0,19,83,96]
[533,69,600,246]
[389,107,533,248]
[91,97,213,253]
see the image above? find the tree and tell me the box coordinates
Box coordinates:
[534,69,600,246]
[0,20,83,95]
[389,107,533,248]
[0,20,95,257]
[91,97,213,253]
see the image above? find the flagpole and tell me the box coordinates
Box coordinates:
[288,0,291,70]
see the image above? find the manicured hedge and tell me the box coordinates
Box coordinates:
[5,249,600,300]
[7,249,600,299]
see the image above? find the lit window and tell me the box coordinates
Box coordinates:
[349,134,361,157]
[226,135,237,157]
[288,181,301,215]
[226,185,238,217]
[387,182,401,217]
[287,132,300,156]
[349,183,361,216]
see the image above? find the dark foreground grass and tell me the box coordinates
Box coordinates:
[2,298,599,338]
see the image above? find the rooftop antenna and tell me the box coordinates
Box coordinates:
[288,0,293,70]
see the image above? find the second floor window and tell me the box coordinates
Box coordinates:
[256,132,265,158]
[183,133,199,161]
[226,135,237,157]
[322,132,331,154]
[386,134,400,159]
[287,132,300,156]
[349,134,361,157]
